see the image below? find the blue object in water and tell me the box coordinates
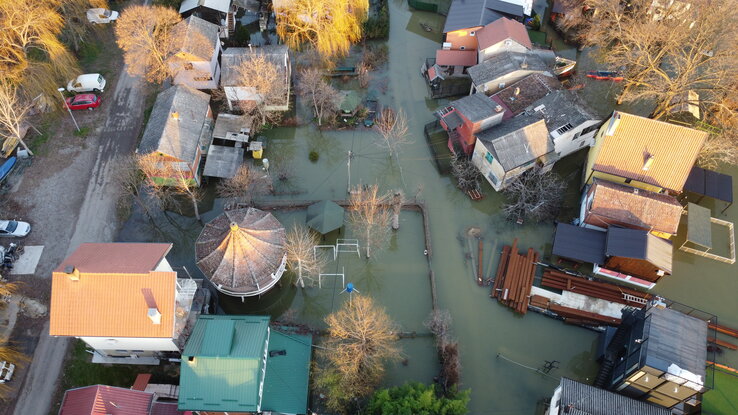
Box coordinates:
[0,156,17,182]
[345,283,354,293]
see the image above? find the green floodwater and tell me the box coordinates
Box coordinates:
[117,1,738,413]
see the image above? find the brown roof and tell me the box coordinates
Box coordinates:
[55,243,171,274]
[588,180,684,235]
[477,17,532,51]
[592,112,708,191]
[195,207,286,296]
[59,385,154,415]
[435,49,478,67]
[490,74,562,115]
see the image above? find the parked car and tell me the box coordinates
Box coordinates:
[67,74,106,94]
[86,8,119,24]
[0,220,31,238]
[65,94,101,111]
[364,99,378,127]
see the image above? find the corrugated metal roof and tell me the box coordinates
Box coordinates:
[261,329,312,415]
[589,180,684,235]
[552,223,607,264]
[592,112,708,192]
[202,145,244,179]
[54,243,171,274]
[481,118,553,171]
[212,113,252,140]
[644,307,708,384]
[477,17,532,51]
[173,16,219,61]
[59,385,155,415]
[150,401,185,415]
[138,85,211,165]
[435,49,478,67]
[557,378,670,415]
[468,52,549,86]
[605,227,673,273]
[179,0,230,13]
[180,315,271,412]
[450,93,500,122]
[686,202,712,248]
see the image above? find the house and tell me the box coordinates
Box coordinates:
[137,85,213,187]
[546,378,670,415]
[438,93,505,155]
[531,90,602,157]
[580,180,684,238]
[442,0,524,51]
[179,0,235,36]
[59,384,184,415]
[336,90,362,118]
[49,243,202,364]
[178,315,312,415]
[583,111,708,194]
[420,51,476,99]
[476,18,532,63]
[220,45,291,112]
[169,16,222,90]
[433,49,479,76]
[468,51,552,94]
[600,305,709,411]
[471,116,554,190]
[552,223,673,289]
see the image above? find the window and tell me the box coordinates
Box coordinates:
[555,123,574,135]
[485,151,494,163]
[505,39,512,46]
[183,63,194,70]
[470,31,476,36]
[624,179,632,184]
[194,75,213,81]
[578,140,587,148]
[460,46,466,50]
[487,172,498,185]
[573,130,582,140]
[97,75,104,84]
[498,82,505,89]
[581,123,600,135]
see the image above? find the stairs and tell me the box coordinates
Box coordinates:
[593,325,630,388]
[226,11,235,38]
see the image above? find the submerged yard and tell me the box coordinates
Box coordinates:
[110,1,738,413]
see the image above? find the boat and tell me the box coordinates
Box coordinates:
[586,71,624,82]
[0,157,17,183]
[553,56,577,79]
[419,22,433,32]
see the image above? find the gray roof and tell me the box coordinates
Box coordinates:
[221,45,289,87]
[468,52,550,86]
[138,85,211,164]
[478,117,553,171]
[556,378,670,415]
[443,0,523,33]
[530,90,600,133]
[212,114,252,140]
[203,146,244,178]
[442,111,463,130]
[643,307,708,384]
[605,227,673,273]
[174,16,220,61]
[552,223,607,264]
[451,93,500,122]
[491,73,562,115]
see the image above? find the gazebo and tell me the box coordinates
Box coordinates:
[195,207,287,299]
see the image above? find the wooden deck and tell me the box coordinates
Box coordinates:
[490,239,538,314]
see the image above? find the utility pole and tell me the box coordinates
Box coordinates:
[347,150,352,194]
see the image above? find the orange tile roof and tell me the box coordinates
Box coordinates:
[55,243,172,274]
[588,180,684,235]
[477,17,532,51]
[592,112,707,191]
[435,49,478,67]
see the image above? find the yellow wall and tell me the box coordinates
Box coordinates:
[445,27,481,50]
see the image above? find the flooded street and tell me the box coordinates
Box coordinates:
[117,1,738,413]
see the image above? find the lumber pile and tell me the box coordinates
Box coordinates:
[541,270,652,307]
[490,239,538,314]
[548,303,622,326]
[709,323,738,338]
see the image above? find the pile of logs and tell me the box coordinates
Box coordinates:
[542,270,652,307]
[490,239,538,314]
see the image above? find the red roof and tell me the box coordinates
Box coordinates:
[435,49,478,67]
[55,243,172,274]
[477,18,532,51]
[59,385,154,415]
[151,402,187,415]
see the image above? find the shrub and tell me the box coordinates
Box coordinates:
[363,1,389,40]
[309,150,319,162]
[367,382,470,415]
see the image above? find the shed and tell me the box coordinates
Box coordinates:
[337,90,361,116]
[552,223,607,264]
[212,113,252,143]
[605,227,673,277]
[195,207,286,298]
[202,145,244,178]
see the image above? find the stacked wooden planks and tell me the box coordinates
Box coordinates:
[490,239,539,314]
[548,303,622,326]
[541,270,652,307]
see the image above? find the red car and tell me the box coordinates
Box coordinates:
[65,94,101,110]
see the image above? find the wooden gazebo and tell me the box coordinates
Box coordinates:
[195,207,287,299]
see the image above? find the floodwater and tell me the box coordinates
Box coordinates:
[117,1,738,413]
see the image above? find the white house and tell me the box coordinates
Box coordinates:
[476,18,532,63]
[169,16,222,90]
[49,243,201,365]
[220,45,291,112]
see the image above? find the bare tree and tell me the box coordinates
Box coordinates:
[348,184,392,258]
[138,153,203,221]
[375,108,411,159]
[450,154,482,193]
[284,225,330,287]
[356,62,370,89]
[232,52,289,127]
[298,68,339,126]
[424,309,460,393]
[216,164,270,206]
[0,80,34,156]
[424,309,452,347]
[315,295,399,413]
[115,154,174,219]
[114,5,183,83]
[390,190,404,230]
[502,168,566,223]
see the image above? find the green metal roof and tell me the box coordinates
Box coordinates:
[261,329,312,415]
[339,90,361,113]
[306,200,345,234]
[179,315,270,412]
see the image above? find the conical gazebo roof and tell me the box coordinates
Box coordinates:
[195,207,286,297]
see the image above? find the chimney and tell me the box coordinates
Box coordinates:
[141,288,161,325]
[64,265,80,281]
[171,111,179,120]
[520,57,528,69]
[495,105,503,113]
[514,87,520,96]
[643,154,655,171]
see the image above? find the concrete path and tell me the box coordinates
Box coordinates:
[12,63,147,415]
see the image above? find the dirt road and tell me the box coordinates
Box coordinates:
[11,64,147,415]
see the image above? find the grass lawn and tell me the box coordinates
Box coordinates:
[702,368,738,415]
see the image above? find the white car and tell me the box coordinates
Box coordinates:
[0,220,31,237]
[86,8,119,24]
[67,74,106,94]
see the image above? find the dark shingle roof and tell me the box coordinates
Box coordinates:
[557,378,670,415]
[138,85,211,164]
[450,93,500,122]
[552,223,607,264]
[468,52,550,86]
[605,227,673,273]
[443,0,523,33]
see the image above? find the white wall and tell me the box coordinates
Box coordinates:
[475,70,552,94]
[478,40,529,63]
[81,336,179,353]
[155,257,174,272]
[471,140,506,191]
[551,119,601,157]
[546,384,562,415]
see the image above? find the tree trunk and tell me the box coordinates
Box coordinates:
[298,259,305,288]
[15,134,33,156]
[190,192,201,221]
